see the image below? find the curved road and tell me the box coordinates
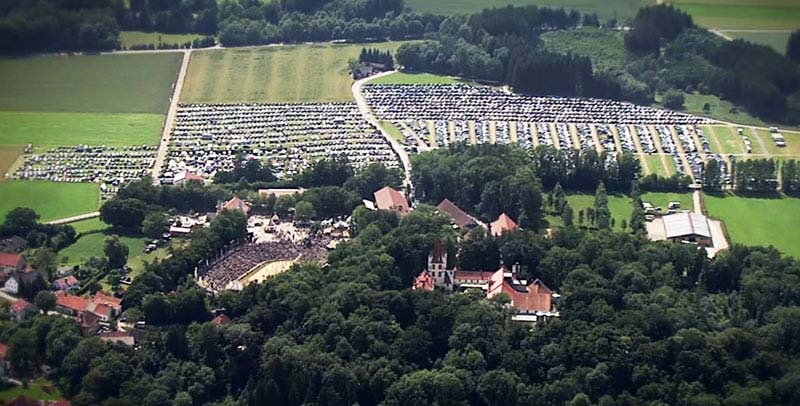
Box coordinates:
[351,70,413,189]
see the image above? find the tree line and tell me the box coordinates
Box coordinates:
[359,47,394,68]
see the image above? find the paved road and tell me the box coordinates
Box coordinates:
[47,211,100,225]
[351,70,413,189]
[693,190,703,214]
[151,49,191,182]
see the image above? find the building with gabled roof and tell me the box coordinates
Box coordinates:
[490,213,518,236]
[10,299,36,322]
[0,252,25,273]
[662,212,712,246]
[54,291,90,316]
[211,314,231,326]
[93,292,122,316]
[218,196,251,216]
[437,199,485,229]
[373,186,409,216]
[173,170,205,186]
[54,275,80,291]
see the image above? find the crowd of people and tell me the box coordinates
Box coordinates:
[163,103,400,183]
[10,145,156,198]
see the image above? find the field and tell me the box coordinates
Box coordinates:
[0,146,22,180]
[0,378,63,402]
[753,128,800,156]
[641,192,694,211]
[0,53,183,114]
[644,155,671,177]
[381,120,407,144]
[657,92,768,128]
[672,0,800,30]
[704,193,800,258]
[706,125,745,154]
[371,72,464,85]
[725,31,791,54]
[0,181,99,222]
[0,111,164,147]
[120,31,204,48]
[541,27,627,72]
[406,0,654,21]
[68,217,108,234]
[181,42,407,103]
[546,193,632,230]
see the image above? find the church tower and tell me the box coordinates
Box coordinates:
[428,240,453,291]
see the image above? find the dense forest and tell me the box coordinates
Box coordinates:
[3,148,800,406]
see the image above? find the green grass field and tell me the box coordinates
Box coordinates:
[120,31,204,48]
[658,92,768,127]
[0,146,22,180]
[406,0,654,21]
[182,42,407,103]
[59,231,145,266]
[67,217,108,234]
[753,128,800,156]
[541,27,627,72]
[672,0,800,30]
[0,181,99,222]
[0,378,64,402]
[546,193,633,230]
[0,111,163,147]
[644,155,672,177]
[642,192,694,211]
[381,120,407,144]
[0,53,183,114]
[704,192,800,258]
[709,125,745,154]
[371,72,464,85]
[725,30,791,54]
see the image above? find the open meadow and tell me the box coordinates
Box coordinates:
[120,31,204,48]
[371,72,464,85]
[0,111,163,147]
[547,193,632,230]
[703,192,800,258]
[181,42,407,103]
[724,31,791,54]
[0,378,64,402]
[672,0,800,30]
[0,53,182,114]
[406,0,654,21]
[0,181,99,222]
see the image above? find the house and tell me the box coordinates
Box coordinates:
[211,314,231,326]
[9,299,36,322]
[490,213,518,236]
[173,170,205,186]
[373,186,409,216]
[99,331,135,346]
[78,311,101,335]
[93,292,122,317]
[87,302,113,322]
[54,291,90,317]
[0,342,7,380]
[2,271,44,296]
[217,196,251,216]
[53,275,80,292]
[662,212,712,246]
[258,188,305,199]
[0,252,25,273]
[437,199,485,229]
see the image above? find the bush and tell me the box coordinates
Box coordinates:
[663,89,685,110]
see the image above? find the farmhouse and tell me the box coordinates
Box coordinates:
[373,186,409,216]
[0,252,25,273]
[490,213,518,236]
[662,212,712,246]
[437,199,484,229]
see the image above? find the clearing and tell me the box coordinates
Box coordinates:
[120,31,205,48]
[0,378,64,402]
[0,111,163,148]
[0,52,183,114]
[641,192,694,211]
[0,181,99,222]
[703,192,800,258]
[371,72,464,85]
[406,0,654,21]
[547,193,632,230]
[181,42,407,103]
[672,0,800,30]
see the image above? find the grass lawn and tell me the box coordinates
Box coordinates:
[182,42,408,103]
[753,128,800,156]
[672,0,800,30]
[59,231,146,266]
[725,30,791,54]
[120,31,205,48]
[546,193,632,230]
[381,120,406,144]
[541,27,627,72]
[642,192,694,211]
[643,155,671,177]
[658,92,767,127]
[406,0,654,21]
[0,378,63,402]
[370,72,464,85]
[67,217,108,234]
[0,145,22,180]
[0,181,99,222]
[0,111,164,147]
[708,125,745,154]
[704,192,800,258]
[0,53,183,114]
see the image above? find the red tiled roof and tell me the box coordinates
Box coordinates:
[373,186,409,215]
[437,199,481,228]
[412,270,435,291]
[490,213,518,236]
[430,239,445,264]
[0,342,7,359]
[0,252,23,267]
[54,275,79,289]
[211,314,231,325]
[221,196,251,214]
[55,292,89,312]
[93,292,122,310]
[453,270,494,282]
[89,303,113,318]
[10,298,32,313]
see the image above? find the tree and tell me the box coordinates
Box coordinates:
[294,201,316,223]
[593,182,611,229]
[1,207,39,237]
[142,212,168,239]
[663,89,685,110]
[562,202,574,227]
[104,235,129,270]
[703,159,722,191]
[787,29,800,63]
[8,328,38,373]
[34,291,56,314]
[100,198,147,230]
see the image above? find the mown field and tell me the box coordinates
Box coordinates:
[371,72,463,85]
[0,111,163,147]
[642,192,694,211]
[406,0,654,21]
[182,42,407,103]
[725,30,791,54]
[673,0,800,30]
[120,31,204,48]
[0,181,99,222]
[704,192,800,258]
[0,53,182,114]
[0,146,22,180]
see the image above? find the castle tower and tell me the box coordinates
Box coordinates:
[428,240,453,290]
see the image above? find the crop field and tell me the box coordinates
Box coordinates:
[672,0,800,30]
[0,111,163,147]
[704,192,800,258]
[0,181,99,222]
[0,146,22,180]
[0,52,182,114]
[371,72,464,85]
[541,27,627,72]
[406,0,654,21]
[120,31,204,48]
[725,31,791,54]
[181,42,407,103]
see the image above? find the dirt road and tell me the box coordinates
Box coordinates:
[151,49,191,182]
